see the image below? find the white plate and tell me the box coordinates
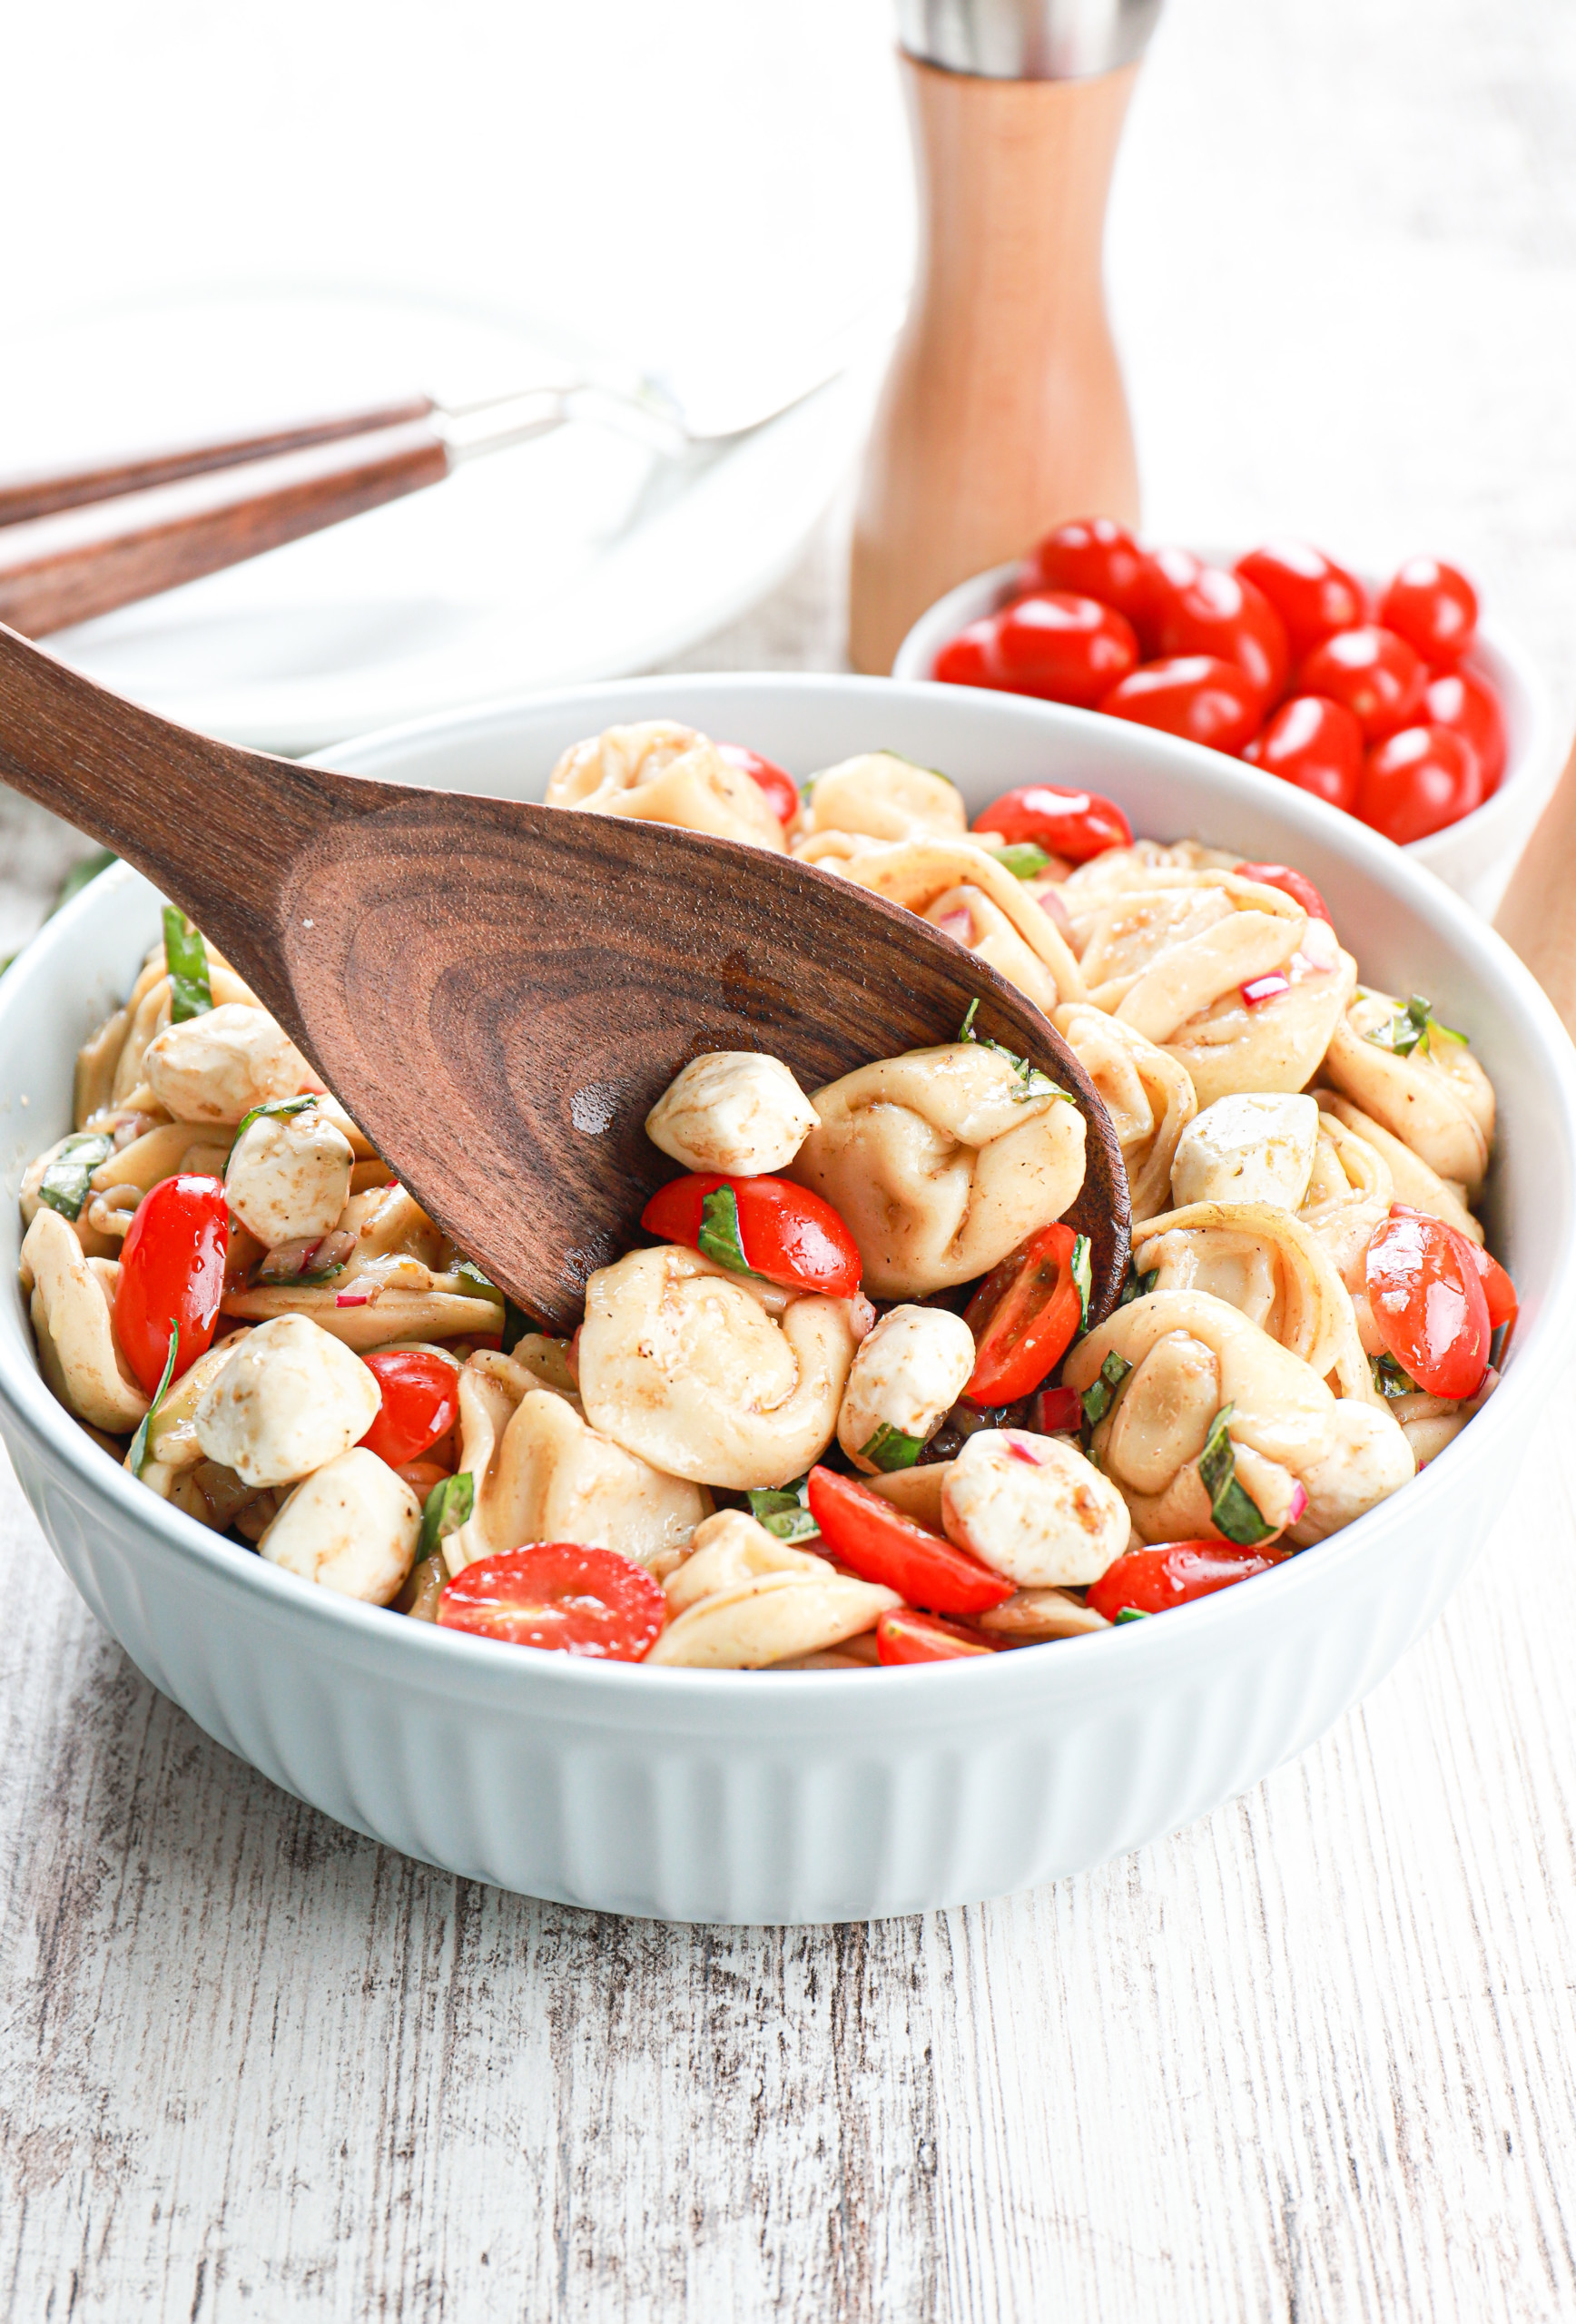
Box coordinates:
[1,291,881,753]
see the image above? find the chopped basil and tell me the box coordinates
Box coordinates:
[417,1471,474,1564]
[454,1258,506,1305]
[227,1092,316,1164]
[989,842,1052,880]
[1118,1265,1158,1309]
[1115,1606,1150,1624]
[956,998,1074,1106]
[1370,1350,1418,1398]
[748,1476,820,1543]
[1080,1350,1131,1428]
[502,1297,532,1354]
[162,906,213,1022]
[1070,1234,1093,1332]
[1364,993,1467,1062]
[127,1324,180,1480]
[54,849,118,912]
[36,1131,113,1220]
[696,1183,755,1275]
[1197,1403,1276,1546]
[859,1422,925,1472]
[876,749,954,784]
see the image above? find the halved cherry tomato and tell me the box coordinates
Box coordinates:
[358,1350,460,1468]
[113,1173,230,1395]
[1424,666,1506,795]
[963,1222,1084,1403]
[971,783,1132,862]
[1297,625,1426,742]
[1378,558,1478,666]
[1099,655,1263,756]
[1390,1205,1517,1348]
[805,1467,1013,1614]
[1356,725,1482,843]
[1145,551,1290,704]
[876,1609,995,1665]
[1234,542,1366,659]
[716,743,798,828]
[1088,1541,1285,1621]
[1028,517,1156,625]
[1364,1209,1490,1399]
[1242,694,1364,813]
[437,1543,665,1659]
[990,592,1138,708]
[1233,862,1332,925]
[641,1172,862,1297]
[933,620,1006,689]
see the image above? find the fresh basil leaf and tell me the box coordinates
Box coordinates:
[227,1093,317,1165]
[1370,1350,1418,1398]
[502,1297,532,1354]
[748,1476,820,1542]
[417,1471,475,1563]
[36,1130,114,1220]
[1363,992,1467,1062]
[454,1258,506,1305]
[1070,1234,1093,1332]
[956,997,1074,1106]
[696,1184,754,1275]
[1080,1350,1131,1429]
[859,1422,925,1472]
[55,850,118,913]
[1118,1265,1158,1309]
[1197,1403,1276,1545]
[1115,1606,1150,1624]
[162,906,213,1022]
[127,1324,180,1481]
[990,842,1052,880]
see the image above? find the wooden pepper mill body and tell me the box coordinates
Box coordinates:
[850,43,1147,675]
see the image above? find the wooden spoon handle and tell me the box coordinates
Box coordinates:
[0,421,451,638]
[1492,734,1576,1029]
[0,396,437,527]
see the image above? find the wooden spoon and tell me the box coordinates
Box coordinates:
[0,624,1130,1334]
[1493,736,1576,1027]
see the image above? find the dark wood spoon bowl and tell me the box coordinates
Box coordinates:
[0,625,1130,1334]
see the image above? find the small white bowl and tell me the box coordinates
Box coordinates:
[4,674,1575,1925]
[893,559,1561,914]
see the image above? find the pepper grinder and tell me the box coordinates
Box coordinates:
[849,0,1162,674]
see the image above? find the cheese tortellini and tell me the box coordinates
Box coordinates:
[545,720,785,852]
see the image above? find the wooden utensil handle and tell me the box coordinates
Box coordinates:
[1493,735,1576,1030]
[0,395,437,527]
[0,422,451,638]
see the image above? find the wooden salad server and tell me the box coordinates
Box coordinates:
[0,625,1129,1335]
[1493,738,1576,1025]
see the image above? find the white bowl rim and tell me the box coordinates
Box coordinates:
[890,556,1558,862]
[5,670,1576,1723]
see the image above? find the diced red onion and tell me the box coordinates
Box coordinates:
[1241,972,1292,1007]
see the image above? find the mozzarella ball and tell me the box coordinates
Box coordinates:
[941,1429,1128,1587]
[194,1315,382,1488]
[645,1051,818,1177]
[260,1448,419,1604]
[837,1304,975,1472]
[145,1003,313,1126]
[1169,1092,1320,1214]
[224,1103,355,1246]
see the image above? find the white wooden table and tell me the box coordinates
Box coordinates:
[5,0,1576,2316]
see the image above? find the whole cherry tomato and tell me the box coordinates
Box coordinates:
[1424,666,1506,794]
[1145,550,1290,704]
[990,592,1138,708]
[1098,656,1264,756]
[1088,1541,1285,1622]
[1378,558,1478,665]
[971,783,1132,862]
[641,1172,862,1298]
[1234,542,1366,659]
[113,1173,230,1396]
[804,1467,1013,1615]
[438,1543,666,1659]
[1233,862,1333,925]
[358,1350,460,1468]
[716,743,798,828]
[1242,694,1364,812]
[932,620,1006,689]
[1297,625,1426,741]
[1356,725,1482,843]
[1364,1209,1490,1399]
[875,1609,995,1665]
[963,1222,1086,1403]
[1027,517,1157,626]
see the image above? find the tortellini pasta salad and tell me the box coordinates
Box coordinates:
[17,726,1516,1669]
